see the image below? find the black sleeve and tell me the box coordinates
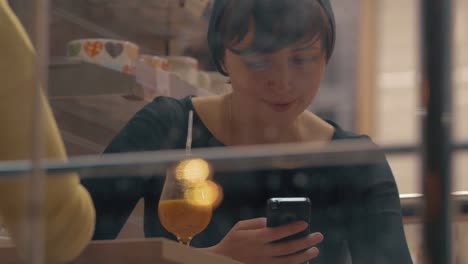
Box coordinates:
[346,153,413,264]
[81,176,143,240]
[81,97,187,240]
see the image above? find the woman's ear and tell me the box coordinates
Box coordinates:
[319,55,327,82]
[221,50,230,75]
[220,58,230,83]
[221,62,229,76]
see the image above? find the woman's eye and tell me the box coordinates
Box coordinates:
[291,57,318,66]
[244,60,270,70]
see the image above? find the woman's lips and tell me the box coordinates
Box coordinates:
[265,100,297,112]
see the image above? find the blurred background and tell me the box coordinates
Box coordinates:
[1,0,467,263]
[8,0,466,193]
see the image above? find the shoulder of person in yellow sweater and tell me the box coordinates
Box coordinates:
[0,1,96,263]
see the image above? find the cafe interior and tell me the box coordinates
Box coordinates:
[0,0,467,263]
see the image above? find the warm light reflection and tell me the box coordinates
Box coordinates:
[184,180,223,207]
[175,158,211,183]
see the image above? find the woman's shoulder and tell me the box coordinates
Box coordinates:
[325,119,370,141]
[104,96,193,153]
[315,118,392,169]
[132,95,199,132]
[322,120,397,188]
[300,112,369,142]
[138,96,192,121]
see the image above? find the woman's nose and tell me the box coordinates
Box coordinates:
[268,63,293,94]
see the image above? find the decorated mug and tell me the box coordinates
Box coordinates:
[67,38,139,75]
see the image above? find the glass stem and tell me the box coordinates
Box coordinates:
[177,237,192,246]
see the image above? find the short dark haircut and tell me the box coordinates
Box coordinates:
[208,0,335,76]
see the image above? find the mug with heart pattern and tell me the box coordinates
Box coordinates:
[67,38,139,75]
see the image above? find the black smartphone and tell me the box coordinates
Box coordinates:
[267,197,311,243]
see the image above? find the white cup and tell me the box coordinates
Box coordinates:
[67,38,139,75]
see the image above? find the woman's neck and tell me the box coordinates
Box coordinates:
[224,93,302,145]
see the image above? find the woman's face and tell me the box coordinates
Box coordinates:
[224,25,327,123]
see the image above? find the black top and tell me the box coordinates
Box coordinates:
[81,96,412,264]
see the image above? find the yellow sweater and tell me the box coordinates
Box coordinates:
[0,1,95,263]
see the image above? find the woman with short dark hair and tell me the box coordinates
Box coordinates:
[83,1,413,263]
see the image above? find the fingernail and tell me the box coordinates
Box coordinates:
[311,233,323,241]
[309,247,320,257]
[311,247,319,253]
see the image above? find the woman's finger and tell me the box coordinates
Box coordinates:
[267,232,323,257]
[274,247,320,264]
[255,221,308,243]
[233,217,267,231]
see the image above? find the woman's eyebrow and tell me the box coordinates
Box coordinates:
[293,43,321,52]
[229,47,259,57]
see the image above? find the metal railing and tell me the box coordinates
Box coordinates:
[0,140,467,178]
[401,192,468,221]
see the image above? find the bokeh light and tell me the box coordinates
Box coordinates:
[175,158,211,183]
[184,180,224,208]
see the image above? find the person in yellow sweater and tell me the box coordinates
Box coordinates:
[0,1,95,263]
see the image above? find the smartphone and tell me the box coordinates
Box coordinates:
[267,197,311,243]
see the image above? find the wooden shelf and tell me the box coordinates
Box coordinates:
[47,59,146,155]
[47,58,212,155]
[48,58,141,98]
[50,95,147,155]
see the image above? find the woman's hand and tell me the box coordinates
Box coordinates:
[208,217,323,264]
